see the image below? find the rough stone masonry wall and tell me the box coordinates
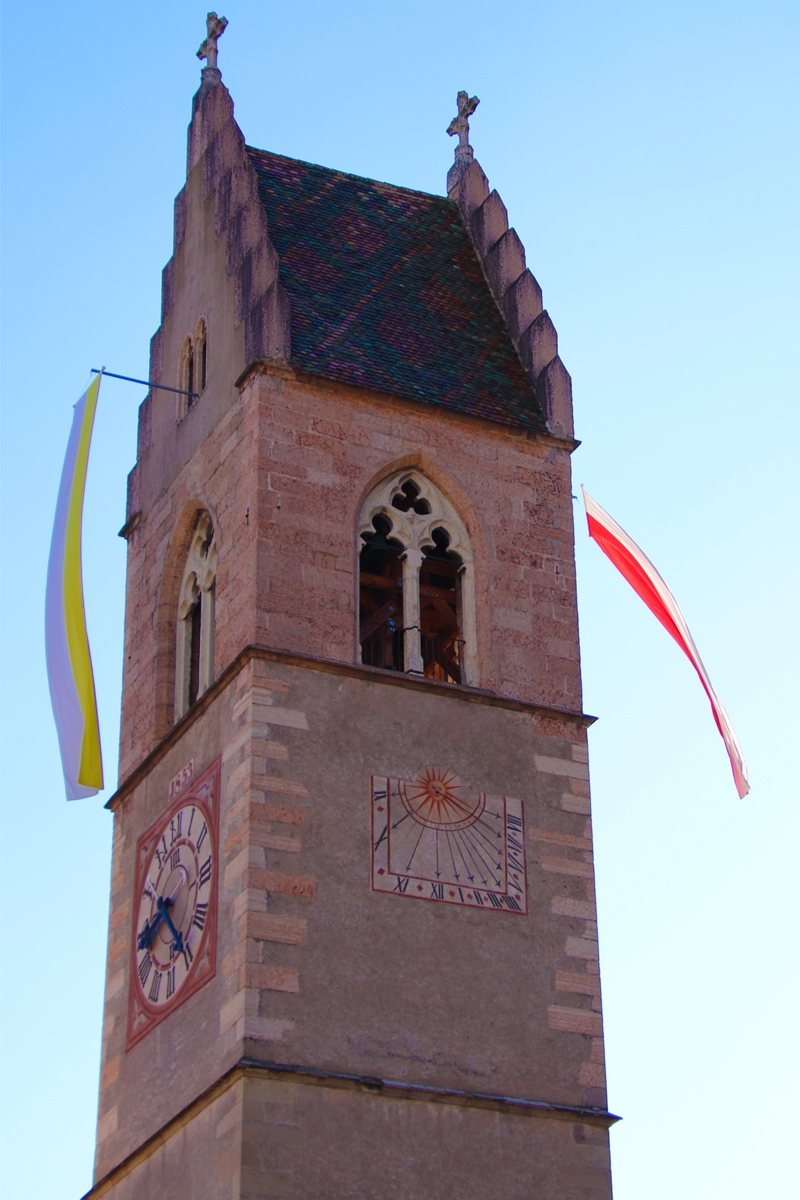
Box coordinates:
[89,1072,611,1200]
[247,366,580,700]
[119,377,261,782]
[96,653,609,1195]
[119,366,580,782]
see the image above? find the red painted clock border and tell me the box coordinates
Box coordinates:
[125,757,221,1051]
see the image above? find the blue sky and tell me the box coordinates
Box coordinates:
[1,2,798,1196]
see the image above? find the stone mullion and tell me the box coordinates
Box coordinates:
[400,547,424,673]
[458,560,479,685]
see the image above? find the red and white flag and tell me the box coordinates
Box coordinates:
[582,488,749,798]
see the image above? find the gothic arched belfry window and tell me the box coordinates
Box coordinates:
[175,513,217,718]
[357,472,477,686]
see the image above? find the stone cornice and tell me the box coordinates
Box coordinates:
[82,1055,619,1198]
[234,357,581,454]
[107,643,596,811]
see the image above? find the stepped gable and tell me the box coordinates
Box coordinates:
[246,146,549,435]
[448,158,574,438]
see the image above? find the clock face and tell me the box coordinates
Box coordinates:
[371,766,527,914]
[126,759,220,1049]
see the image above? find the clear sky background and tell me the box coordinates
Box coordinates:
[1,1,798,1196]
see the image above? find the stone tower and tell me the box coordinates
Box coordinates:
[86,25,616,1200]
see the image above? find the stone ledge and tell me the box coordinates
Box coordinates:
[235,357,581,453]
[82,1058,621,1198]
[107,643,597,811]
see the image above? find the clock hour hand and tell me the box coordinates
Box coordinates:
[137,872,187,951]
[155,895,186,960]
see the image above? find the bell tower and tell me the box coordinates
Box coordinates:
[86,18,615,1199]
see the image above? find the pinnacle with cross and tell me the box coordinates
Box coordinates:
[197,12,228,72]
[447,91,480,162]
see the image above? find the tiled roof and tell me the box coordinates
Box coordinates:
[246,148,547,433]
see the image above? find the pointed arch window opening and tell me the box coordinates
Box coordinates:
[419,528,464,684]
[186,343,195,405]
[175,514,217,721]
[357,472,477,688]
[187,590,202,708]
[177,320,208,419]
[359,516,405,672]
[194,318,208,395]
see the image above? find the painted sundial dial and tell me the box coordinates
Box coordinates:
[371,766,527,914]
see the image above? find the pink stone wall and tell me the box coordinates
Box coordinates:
[119,363,580,783]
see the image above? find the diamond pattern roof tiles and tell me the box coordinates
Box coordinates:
[246,148,547,434]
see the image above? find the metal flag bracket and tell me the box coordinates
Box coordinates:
[90,368,199,399]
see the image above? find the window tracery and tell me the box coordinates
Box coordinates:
[357,472,477,686]
[175,513,217,719]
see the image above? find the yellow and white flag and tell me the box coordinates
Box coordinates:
[45,374,104,799]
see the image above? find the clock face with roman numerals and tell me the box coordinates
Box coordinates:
[371,766,527,914]
[126,759,219,1050]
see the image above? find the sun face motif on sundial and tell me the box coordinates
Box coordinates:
[398,767,485,831]
[371,766,527,914]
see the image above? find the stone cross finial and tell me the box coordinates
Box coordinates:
[197,12,228,71]
[447,91,480,161]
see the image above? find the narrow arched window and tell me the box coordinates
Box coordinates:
[188,588,202,706]
[357,472,478,686]
[194,318,207,393]
[175,513,217,720]
[178,337,193,419]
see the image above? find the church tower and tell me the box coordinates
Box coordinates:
[86,17,615,1199]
